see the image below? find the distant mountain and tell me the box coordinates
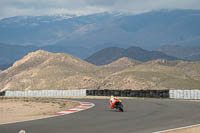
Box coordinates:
[86,46,177,65]
[0,9,200,59]
[41,45,94,59]
[85,47,124,65]
[0,43,38,66]
[184,54,200,61]
[0,64,12,70]
[157,45,200,61]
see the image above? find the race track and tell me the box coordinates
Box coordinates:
[1,99,200,133]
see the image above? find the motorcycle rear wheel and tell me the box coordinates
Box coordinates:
[119,107,124,112]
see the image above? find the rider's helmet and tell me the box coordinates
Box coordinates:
[110,95,114,99]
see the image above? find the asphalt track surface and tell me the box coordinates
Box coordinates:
[1,99,200,133]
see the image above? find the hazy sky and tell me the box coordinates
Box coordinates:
[0,0,200,19]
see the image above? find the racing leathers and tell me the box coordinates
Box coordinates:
[109,96,120,109]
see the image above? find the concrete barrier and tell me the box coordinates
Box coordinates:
[4,89,200,99]
[86,90,170,98]
[170,90,200,100]
[5,90,87,97]
[0,91,5,96]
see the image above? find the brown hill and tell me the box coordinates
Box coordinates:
[104,57,140,68]
[1,51,200,91]
[175,61,200,80]
[99,59,200,90]
[0,50,99,91]
[93,57,141,78]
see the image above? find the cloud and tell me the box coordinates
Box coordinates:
[0,0,200,19]
[86,0,200,13]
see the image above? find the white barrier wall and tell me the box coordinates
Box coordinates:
[5,89,200,99]
[170,90,200,99]
[5,90,86,97]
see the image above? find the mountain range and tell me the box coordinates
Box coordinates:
[0,9,200,59]
[86,46,177,65]
[1,43,200,70]
[158,45,200,61]
[0,43,178,69]
[1,9,200,70]
[0,50,200,90]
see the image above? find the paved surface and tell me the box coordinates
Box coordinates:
[1,99,200,133]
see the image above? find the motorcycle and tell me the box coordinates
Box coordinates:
[114,100,124,112]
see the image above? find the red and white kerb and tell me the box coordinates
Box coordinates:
[56,102,95,115]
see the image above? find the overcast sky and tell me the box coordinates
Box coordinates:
[0,0,200,19]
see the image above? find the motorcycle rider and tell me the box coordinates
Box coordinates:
[109,95,120,109]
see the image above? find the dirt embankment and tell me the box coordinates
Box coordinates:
[0,97,79,124]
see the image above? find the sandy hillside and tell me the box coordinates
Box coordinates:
[0,50,200,90]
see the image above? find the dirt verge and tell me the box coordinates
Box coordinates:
[0,97,80,124]
[164,126,200,133]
